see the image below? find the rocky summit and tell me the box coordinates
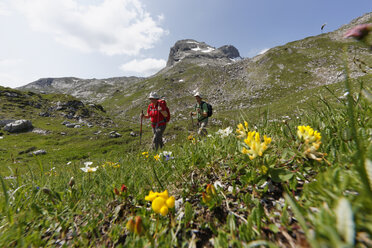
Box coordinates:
[166,39,241,67]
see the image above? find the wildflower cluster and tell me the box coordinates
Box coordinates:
[236,121,249,139]
[142,151,149,158]
[158,151,174,161]
[114,184,128,197]
[241,131,272,160]
[187,134,197,144]
[80,162,98,173]
[145,190,175,216]
[101,161,120,168]
[154,154,160,161]
[297,125,321,144]
[297,125,324,161]
[216,126,233,138]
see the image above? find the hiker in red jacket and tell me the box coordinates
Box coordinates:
[141,92,169,151]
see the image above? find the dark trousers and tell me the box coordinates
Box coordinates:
[152,125,166,151]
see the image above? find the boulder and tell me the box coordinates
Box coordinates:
[30,149,47,156]
[3,120,33,133]
[109,131,122,138]
[0,119,15,127]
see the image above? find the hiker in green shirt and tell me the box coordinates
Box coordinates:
[190,92,208,136]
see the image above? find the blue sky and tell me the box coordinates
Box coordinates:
[0,0,371,88]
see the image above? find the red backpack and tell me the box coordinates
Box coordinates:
[158,99,170,122]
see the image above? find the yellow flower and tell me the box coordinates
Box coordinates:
[102,161,120,168]
[236,121,249,139]
[144,190,158,201]
[145,190,175,216]
[142,151,149,158]
[241,131,271,160]
[297,125,321,144]
[297,125,325,160]
[154,154,160,161]
[152,197,168,215]
[112,163,120,168]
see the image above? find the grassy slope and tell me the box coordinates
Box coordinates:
[1,18,372,246]
[0,77,370,247]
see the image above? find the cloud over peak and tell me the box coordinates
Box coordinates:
[120,58,166,77]
[12,0,167,55]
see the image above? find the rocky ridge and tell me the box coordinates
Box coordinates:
[18,76,143,103]
[0,86,112,128]
[166,39,240,67]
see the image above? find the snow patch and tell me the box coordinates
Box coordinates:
[191,46,215,53]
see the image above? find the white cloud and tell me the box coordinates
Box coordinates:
[0,2,11,16]
[0,72,25,88]
[0,58,26,88]
[0,58,23,67]
[120,58,166,76]
[11,0,167,55]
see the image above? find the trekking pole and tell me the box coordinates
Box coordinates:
[140,110,143,145]
[190,113,194,131]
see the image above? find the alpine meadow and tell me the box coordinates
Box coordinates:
[0,11,372,248]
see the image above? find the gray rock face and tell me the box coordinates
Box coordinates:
[166,39,240,67]
[0,119,15,127]
[18,76,143,103]
[3,120,33,133]
[218,45,240,58]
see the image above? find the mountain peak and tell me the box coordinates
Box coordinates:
[166,39,240,67]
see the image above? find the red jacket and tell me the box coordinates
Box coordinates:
[147,101,167,127]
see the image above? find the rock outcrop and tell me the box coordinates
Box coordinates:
[166,39,240,67]
[3,120,33,133]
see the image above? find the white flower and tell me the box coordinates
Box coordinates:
[159,151,174,161]
[67,161,72,165]
[216,127,233,138]
[214,181,223,189]
[80,166,98,173]
[160,151,172,157]
[84,161,93,166]
[81,162,98,173]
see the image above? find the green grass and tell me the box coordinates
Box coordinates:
[1,30,372,246]
[0,75,371,247]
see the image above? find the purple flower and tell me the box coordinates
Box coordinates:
[344,23,372,40]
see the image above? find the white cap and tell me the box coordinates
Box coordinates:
[193,92,203,98]
[148,92,160,99]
